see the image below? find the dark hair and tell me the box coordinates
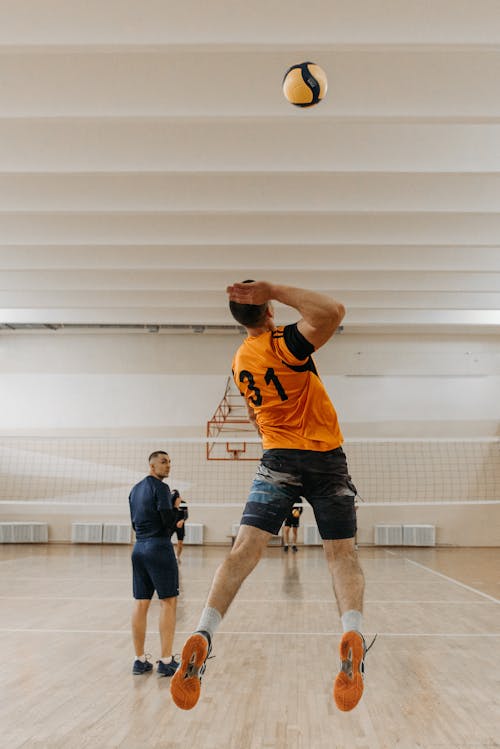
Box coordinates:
[171,489,180,501]
[228,279,268,327]
[148,450,169,463]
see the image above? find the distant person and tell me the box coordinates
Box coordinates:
[171,490,189,562]
[171,281,371,713]
[283,503,303,552]
[129,450,179,677]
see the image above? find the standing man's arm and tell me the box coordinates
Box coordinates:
[227,281,345,349]
[129,494,136,532]
[157,486,175,533]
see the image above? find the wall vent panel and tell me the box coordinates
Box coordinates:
[374,524,403,545]
[103,523,131,544]
[183,523,204,545]
[0,522,48,543]
[71,522,103,543]
[304,524,322,546]
[403,524,436,546]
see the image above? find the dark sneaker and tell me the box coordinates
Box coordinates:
[157,657,180,677]
[283,545,289,553]
[132,657,153,675]
[170,630,212,710]
[292,545,298,553]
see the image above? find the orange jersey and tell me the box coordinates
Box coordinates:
[232,324,343,451]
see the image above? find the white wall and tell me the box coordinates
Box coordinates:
[1,330,499,437]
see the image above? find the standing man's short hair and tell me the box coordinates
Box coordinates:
[149,450,169,463]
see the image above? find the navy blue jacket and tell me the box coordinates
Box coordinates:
[129,476,175,539]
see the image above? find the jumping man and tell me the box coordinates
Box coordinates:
[171,281,370,712]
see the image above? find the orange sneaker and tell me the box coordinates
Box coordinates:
[170,631,211,710]
[333,631,373,712]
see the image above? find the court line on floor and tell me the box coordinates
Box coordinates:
[0,628,499,637]
[404,558,499,604]
[3,577,459,584]
[0,596,494,604]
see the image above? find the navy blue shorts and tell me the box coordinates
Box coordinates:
[241,447,357,541]
[131,537,179,600]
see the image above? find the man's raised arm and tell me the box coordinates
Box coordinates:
[227,281,345,349]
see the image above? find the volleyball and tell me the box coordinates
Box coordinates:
[292,508,300,518]
[282,62,327,107]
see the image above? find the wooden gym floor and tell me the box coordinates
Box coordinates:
[0,544,498,749]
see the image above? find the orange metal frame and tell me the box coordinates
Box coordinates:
[206,378,257,460]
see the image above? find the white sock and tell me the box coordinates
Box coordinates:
[160,656,174,664]
[135,654,146,662]
[341,609,363,634]
[196,606,222,641]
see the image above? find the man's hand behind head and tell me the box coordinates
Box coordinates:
[226,281,273,306]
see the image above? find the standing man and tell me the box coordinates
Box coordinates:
[282,503,303,553]
[171,281,369,712]
[129,450,180,677]
[171,490,189,563]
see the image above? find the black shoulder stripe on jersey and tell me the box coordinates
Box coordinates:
[281,358,318,375]
[283,323,315,360]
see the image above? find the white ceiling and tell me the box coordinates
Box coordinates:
[0,0,499,334]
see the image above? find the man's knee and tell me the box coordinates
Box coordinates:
[159,596,177,606]
[135,598,151,609]
[323,537,356,561]
[231,525,270,563]
[229,542,263,567]
[132,599,151,621]
[234,523,270,545]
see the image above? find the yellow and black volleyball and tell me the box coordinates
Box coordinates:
[282,62,327,107]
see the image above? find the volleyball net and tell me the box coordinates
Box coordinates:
[0,436,498,507]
